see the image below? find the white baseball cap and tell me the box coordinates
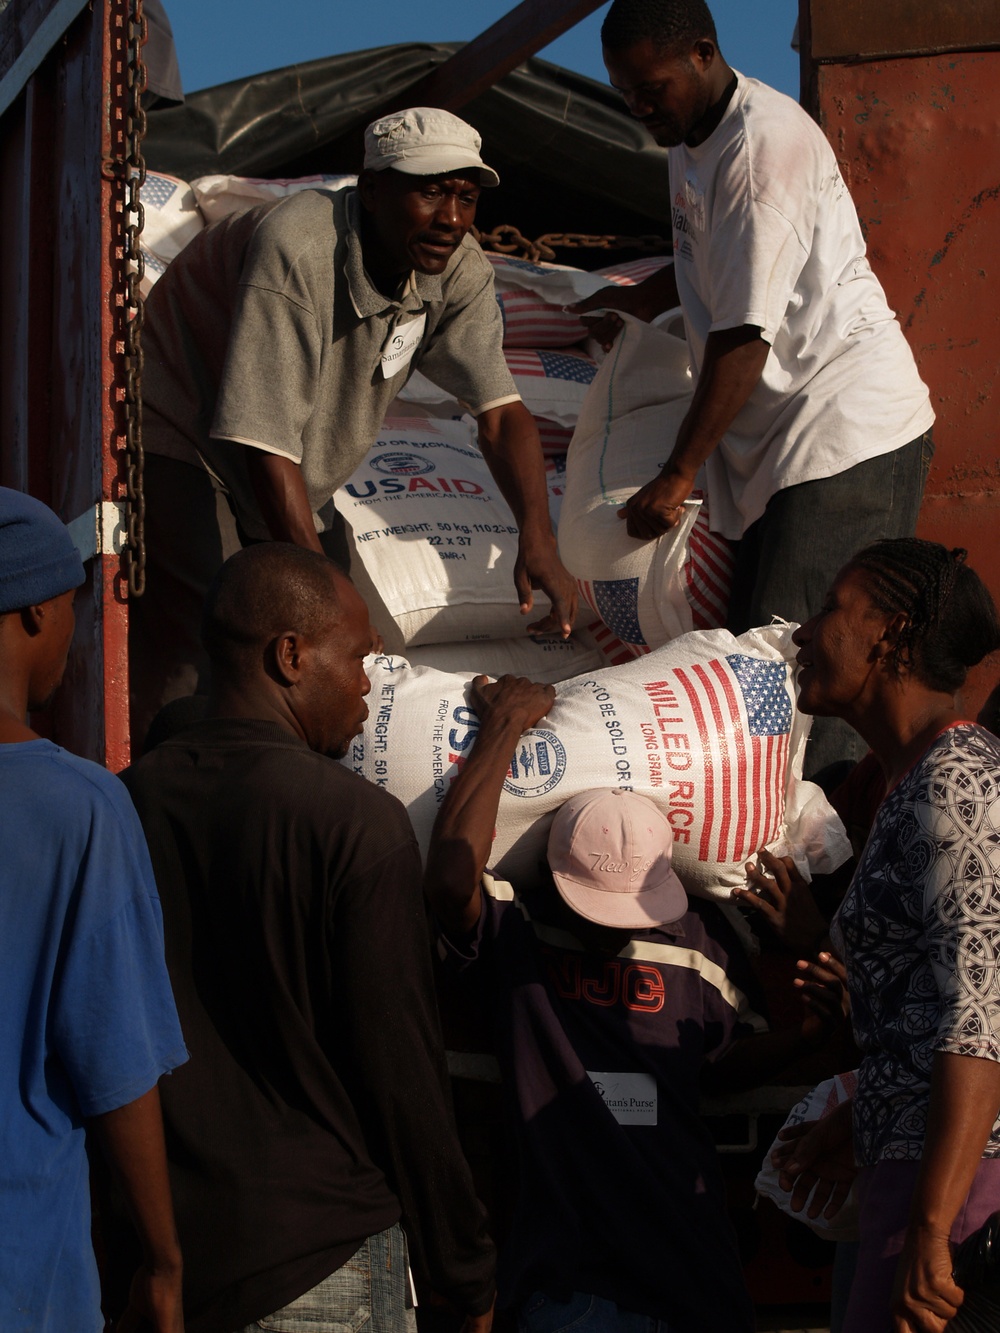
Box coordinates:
[363,107,500,188]
[547,788,688,929]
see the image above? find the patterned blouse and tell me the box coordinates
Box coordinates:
[832,723,1000,1165]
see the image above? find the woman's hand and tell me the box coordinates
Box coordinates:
[732,849,829,956]
[771,1097,857,1220]
[891,1222,963,1333]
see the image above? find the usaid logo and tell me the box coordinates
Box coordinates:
[503,729,566,798]
[371,452,435,476]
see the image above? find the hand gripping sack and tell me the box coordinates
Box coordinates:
[336,417,567,651]
[559,315,733,647]
[405,615,653,684]
[343,622,851,900]
[754,1072,860,1242]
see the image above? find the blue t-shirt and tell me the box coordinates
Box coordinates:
[0,740,188,1332]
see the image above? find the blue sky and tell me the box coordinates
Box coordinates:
[163,1,800,100]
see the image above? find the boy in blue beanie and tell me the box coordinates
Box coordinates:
[0,487,188,1333]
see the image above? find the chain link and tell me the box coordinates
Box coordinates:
[122,0,147,596]
[474,223,670,264]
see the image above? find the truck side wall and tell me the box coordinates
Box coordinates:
[0,0,131,767]
[803,2,1000,711]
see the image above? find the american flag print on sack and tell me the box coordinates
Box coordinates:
[534,417,574,458]
[577,577,646,646]
[484,254,550,277]
[684,503,736,630]
[141,173,180,209]
[667,653,791,864]
[595,256,673,286]
[584,618,650,666]
[503,349,598,386]
[495,291,589,348]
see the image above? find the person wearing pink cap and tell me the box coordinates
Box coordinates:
[425,673,847,1333]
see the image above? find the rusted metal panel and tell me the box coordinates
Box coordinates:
[0,0,132,766]
[804,3,1000,715]
[811,0,1000,62]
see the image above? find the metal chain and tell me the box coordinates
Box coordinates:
[122,0,147,596]
[474,223,670,264]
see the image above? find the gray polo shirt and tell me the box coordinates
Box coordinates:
[143,186,518,538]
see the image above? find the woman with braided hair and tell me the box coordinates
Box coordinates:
[774,538,1000,1333]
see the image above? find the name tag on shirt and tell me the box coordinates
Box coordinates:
[587,1071,658,1126]
[380,313,426,379]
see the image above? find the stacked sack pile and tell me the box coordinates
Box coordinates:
[137,170,850,902]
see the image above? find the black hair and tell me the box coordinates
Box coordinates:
[202,542,348,682]
[601,0,718,54]
[848,537,1000,693]
[978,680,1000,737]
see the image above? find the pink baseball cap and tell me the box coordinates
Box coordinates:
[547,788,688,929]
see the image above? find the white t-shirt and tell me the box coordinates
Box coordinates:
[669,74,934,539]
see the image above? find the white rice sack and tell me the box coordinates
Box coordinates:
[135,171,204,294]
[485,253,674,349]
[685,506,736,630]
[595,256,674,286]
[484,253,610,306]
[401,348,598,428]
[337,417,568,651]
[190,173,356,224]
[484,252,673,307]
[558,316,700,648]
[535,417,575,460]
[408,632,603,685]
[412,621,651,678]
[345,622,851,900]
[570,498,701,648]
[496,287,589,348]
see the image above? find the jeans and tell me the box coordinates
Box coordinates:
[726,431,933,776]
[518,1290,674,1333]
[238,1223,416,1333]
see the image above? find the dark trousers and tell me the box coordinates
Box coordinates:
[726,432,933,777]
[129,454,349,750]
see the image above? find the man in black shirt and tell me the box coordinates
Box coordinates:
[122,543,495,1333]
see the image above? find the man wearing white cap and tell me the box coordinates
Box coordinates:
[134,107,577,741]
[425,674,845,1333]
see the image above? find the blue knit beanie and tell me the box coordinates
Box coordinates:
[0,487,86,614]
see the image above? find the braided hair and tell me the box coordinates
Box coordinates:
[602,0,718,54]
[847,538,1000,693]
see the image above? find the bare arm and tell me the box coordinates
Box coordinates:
[476,402,578,637]
[245,450,324,551]
[424,675,555,937]
[892,1052,1000,1333]
[88,1085,184,1333]
[702,956,848,1094]
[620,325,770,541]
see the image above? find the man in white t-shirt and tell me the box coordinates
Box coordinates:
[576,0,934,774]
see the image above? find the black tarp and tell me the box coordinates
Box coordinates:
[144,43,672,252]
